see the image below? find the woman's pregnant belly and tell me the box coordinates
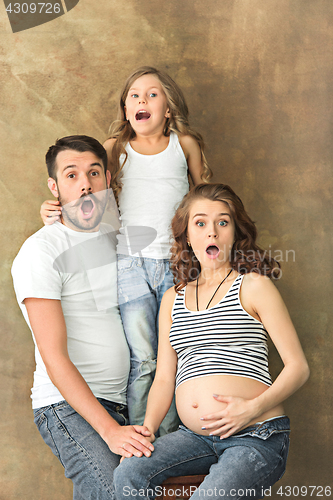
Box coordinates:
[175,375,285,435]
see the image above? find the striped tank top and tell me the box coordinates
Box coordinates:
[169,274,272,389]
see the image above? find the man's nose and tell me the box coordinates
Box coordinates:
[81,176,92,193]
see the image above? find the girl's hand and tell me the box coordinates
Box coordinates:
[200,394,257,439]
[41,200,61,225]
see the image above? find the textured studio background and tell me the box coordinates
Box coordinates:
[0,1,332,498]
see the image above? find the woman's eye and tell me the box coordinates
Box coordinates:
[218,220,227,226]
[197,221,205,227]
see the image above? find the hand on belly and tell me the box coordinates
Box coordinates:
[175,376,283,437]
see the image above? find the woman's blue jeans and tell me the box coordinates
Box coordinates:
[113,416,290,500]
[117,255,180,435]
[34,399,128,500]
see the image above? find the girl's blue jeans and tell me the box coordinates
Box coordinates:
[33,399,127,500]
[113,416,290,500]
[117,255,180,435]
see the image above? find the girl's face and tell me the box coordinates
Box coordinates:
[187,198,235,270]
[124,74,170,136]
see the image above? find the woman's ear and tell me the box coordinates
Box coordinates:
[48,178,59,198]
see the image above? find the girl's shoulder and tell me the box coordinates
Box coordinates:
[103,138,117,155]
[178,134,200,157]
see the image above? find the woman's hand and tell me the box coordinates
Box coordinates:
[40,200,62,225]
[200,394,258,439]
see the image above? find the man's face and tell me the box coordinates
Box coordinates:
[48,149,111,232]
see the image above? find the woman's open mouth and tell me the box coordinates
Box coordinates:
[80,197,95,219]
[206,244,220,259]
[135,110,151,121]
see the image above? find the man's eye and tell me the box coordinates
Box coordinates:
[91,171,99,177]
[67,173,75,179]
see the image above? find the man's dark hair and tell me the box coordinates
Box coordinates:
[45,135,108,179]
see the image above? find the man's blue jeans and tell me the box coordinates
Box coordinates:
[34,399,127,500]
[113,417,290,500]
[117,255,180,435]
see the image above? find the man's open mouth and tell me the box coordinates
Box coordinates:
[135,110,151,121]
[206,245,220,258]
[80,198,95,219]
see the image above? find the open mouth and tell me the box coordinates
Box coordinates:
[80,198,95,219]
[206,245,220,259]
[135,110,151,121]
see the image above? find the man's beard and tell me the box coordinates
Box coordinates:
[58,188,109,232]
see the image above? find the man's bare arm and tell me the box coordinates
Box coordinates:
[25,297,154,458]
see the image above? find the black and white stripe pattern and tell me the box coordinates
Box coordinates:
[170,274,272,389]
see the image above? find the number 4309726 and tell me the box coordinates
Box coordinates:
[6,3,61,14]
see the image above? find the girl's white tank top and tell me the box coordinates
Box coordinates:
[117,132,189,259]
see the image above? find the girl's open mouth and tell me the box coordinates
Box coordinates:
[206,245,220,259]
[135,110,151,121]
[80,198,95,219]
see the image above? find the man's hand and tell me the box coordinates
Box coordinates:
[105,425,155,458]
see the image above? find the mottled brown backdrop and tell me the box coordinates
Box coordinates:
[0,0,332,498]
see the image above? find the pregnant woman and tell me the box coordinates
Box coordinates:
[113,183,309,500]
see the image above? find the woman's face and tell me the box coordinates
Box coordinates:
[187,198,235,269]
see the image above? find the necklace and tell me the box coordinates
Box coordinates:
[196,269,233,311]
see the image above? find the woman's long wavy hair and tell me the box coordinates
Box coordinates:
[171,183,281,292]
[107,66,212,202]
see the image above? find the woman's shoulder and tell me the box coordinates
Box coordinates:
[241,272,280,308]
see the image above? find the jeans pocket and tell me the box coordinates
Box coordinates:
[34,408,62,462]
[117,255,135,275]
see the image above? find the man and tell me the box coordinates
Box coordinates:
[12,136,153,499]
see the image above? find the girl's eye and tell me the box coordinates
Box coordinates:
[218,220,227,227]
[149,93,157,97]
[131,93,139,98]
[196,221,205,227]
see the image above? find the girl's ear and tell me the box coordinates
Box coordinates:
[48,177,59,198]
[124,105,128,120]
[165,108,171,118]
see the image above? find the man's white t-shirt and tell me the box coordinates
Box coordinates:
[12,221,130,409]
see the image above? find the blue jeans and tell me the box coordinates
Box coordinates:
[117,255,180,435]
[34,399,128,500]
[113,416,290,500]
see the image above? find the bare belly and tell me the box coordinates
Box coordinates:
[175,375,285,435]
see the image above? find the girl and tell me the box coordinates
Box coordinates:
[40,67,212,435]
[113,183,309,500]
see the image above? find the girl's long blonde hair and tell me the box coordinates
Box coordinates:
[107,66,212,202]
